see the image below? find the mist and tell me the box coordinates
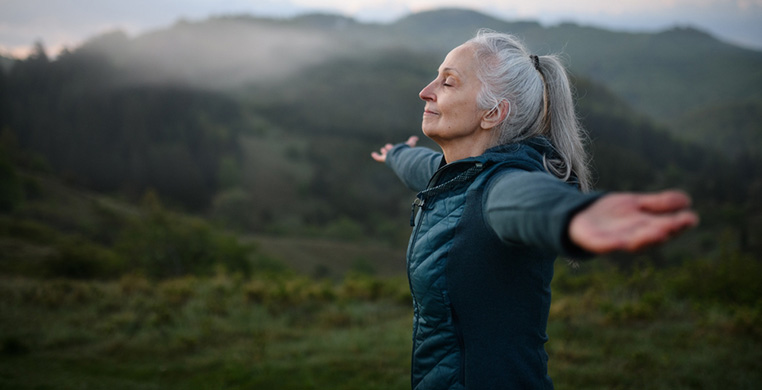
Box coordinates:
[78,16,352,89]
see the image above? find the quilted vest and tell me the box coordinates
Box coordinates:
[406,141,556,390]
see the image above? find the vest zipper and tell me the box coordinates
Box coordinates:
[406,160,485,388]
[409,197,424,227]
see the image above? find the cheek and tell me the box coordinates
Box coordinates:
[448,104,481,128]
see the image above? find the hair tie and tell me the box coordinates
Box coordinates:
[530,55,540,71]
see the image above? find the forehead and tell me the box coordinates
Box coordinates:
[439,44,478,75]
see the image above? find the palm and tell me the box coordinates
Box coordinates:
[371,136,418,163]
[569,191,698,253]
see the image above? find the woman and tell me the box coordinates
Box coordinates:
[371,30,697,389]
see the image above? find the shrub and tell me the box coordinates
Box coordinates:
[115,208,253,279]
[323,217,366,241]
[0,217,60,244]
[210,188,257,231]
[669,252,762,307]
[44,236,125,279]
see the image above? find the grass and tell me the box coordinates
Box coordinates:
[0,273,413,390]
[547,258,762,390]
[548,304,759,389]
[1,259,760,389]
[249,234,406,278]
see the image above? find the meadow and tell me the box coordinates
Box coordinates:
[1,252,760,389]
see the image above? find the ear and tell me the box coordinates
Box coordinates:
[481,100,510,130]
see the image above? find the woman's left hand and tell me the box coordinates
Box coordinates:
[371,136,418,163]
[568,190,699,253]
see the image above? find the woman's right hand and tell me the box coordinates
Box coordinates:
[371,136,418,163]
[568,190,699,253]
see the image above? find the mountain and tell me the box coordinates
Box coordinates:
[67,8,762,149]
[535,24,762,122]
[390,9,762,123]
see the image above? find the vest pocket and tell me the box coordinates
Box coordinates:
[443,289,466,386]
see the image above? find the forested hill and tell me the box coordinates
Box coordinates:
[391,9,762,123]
[1,8,760,256]
[68,8,762,143]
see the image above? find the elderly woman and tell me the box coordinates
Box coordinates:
[371,30,698,389]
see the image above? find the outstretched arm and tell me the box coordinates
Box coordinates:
[485,171,697,257]
[371,136,442,192]
[568,190,699,253]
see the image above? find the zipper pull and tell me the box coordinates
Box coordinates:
[410,197,424,226]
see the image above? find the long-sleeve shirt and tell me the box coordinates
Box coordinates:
[385,137,600,389]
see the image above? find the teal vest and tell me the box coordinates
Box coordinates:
[407,141,556,390]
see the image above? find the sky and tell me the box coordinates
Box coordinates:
[1,0,761,58]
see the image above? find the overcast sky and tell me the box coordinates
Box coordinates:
[1,0,760,58]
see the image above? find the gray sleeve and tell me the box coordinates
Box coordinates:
[385,144,443,193]
[485,170,604,258]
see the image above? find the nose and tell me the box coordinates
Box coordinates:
[419,80,436,102]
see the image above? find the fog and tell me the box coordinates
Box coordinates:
[80,17,351,89]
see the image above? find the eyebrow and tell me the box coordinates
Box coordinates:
[440,67,461,75]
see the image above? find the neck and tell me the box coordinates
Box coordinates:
[435,131,496,163]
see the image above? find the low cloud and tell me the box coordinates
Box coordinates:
[78,18,342,89]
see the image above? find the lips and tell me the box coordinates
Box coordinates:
[423,107,439,116]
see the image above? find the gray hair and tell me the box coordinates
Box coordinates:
[466,30,592,191]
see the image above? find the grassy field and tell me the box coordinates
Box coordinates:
[1,255,760,390]
[249,235,406,279]
[0,272,413,390]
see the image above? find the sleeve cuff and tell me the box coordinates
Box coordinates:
[556,191,607,260]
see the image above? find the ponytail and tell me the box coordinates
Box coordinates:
[467,30,592,191]
[535,54,591,191]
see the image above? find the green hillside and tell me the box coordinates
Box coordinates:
[674,99,762,158]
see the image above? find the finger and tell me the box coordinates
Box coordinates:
[406,136,419,147]
[623,211,699,251]
[574,211,699,253]
[636,190,693,213]
[370,151,386,162]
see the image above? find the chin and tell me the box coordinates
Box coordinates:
[421,125,438,139]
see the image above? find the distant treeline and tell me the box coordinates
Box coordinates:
[1,44,247,209]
